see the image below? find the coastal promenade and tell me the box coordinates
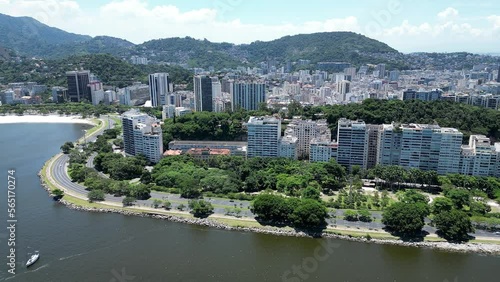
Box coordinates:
[39,115,500,255]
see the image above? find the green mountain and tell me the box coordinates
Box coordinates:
[41,36,136,58]
[240,32,397,63]
[0,13,407,69]
[138,33,406,69]
[0,13,90,56]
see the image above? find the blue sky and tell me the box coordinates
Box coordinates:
[1,0,499,53]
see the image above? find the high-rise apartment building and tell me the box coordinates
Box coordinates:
[403,89,443,101]
[149,73,170,107]
[246,116,281,158]
[51,87,67,103]
[389,70,400,82]
[194,75,214,112]
[310,138,338,162]
[377,123,463,174]
[460,135,500,177]
[285,118,331,159]
[231,81,266,111]
[337,80,350,101]
[375,64,386,78]
[377,123,402,166]
[336,118,368,170]
[66,71,91,102]
[279,135,298,159]
[122,110,163,163]
[89,81,104,105]
[366,125,381,169]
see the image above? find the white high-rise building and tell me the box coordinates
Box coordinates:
[149,73,170,107]
[337,80,350,101]
[319,87,332,99]
[377,123,462,174]
[377,123,402,166]
[310,138,338,162]
[460,135,500,177]
[89,81,104,105]
[279,135,298,159]
[337,119,368,170]
[122,110,163,163]
[246,116,281,158]
[285,118,331,159]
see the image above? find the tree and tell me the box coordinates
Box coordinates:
[188,200,214,218]
[289,199,328,228]
[399,189,429,205]
[122,196,136,207]
[357,209,373,222]
[444,189,470,209]
[51,189,64,200]
[69,164,90,182]
[152,199,163,208]
[343,210,358,221]
[433,209,474,242]
[163,200,172,210]
[177,204,186,211]
[431,197,454,214]
[382,202,426,237]
[380,190,390,208]
[129,184,151,200]
[60,142,74,154]
[469,201,491,216]
[301,185,321,201]
[251,194,293,224]
[88,190,105,203]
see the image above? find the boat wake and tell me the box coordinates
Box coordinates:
[1,263,50,281]
[59,235,136,261]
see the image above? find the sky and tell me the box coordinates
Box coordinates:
[1,0,499,53]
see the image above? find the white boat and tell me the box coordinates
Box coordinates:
[26,252,40,267]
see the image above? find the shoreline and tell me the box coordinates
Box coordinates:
[37,165,500,256]
[33,118,500,256]
[0,114,95,125]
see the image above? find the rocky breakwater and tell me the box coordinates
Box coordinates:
[38,165,500,256]
[57,200,500,256]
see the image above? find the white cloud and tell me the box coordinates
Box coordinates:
[437,7,459,20]
[488,15,500,29]
[0,0,361,44]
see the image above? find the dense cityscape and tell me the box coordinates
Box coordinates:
[1,3,500,281]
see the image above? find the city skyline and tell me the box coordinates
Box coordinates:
[1,0,499,53]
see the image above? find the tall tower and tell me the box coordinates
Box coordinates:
[231,81,266,111]
[194,75,214,112]
[336,118,368,170]
[66,71,91,102]
[149,73,170,107]
[246,116,281,158]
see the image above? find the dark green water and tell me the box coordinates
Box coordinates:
[0,123,499,282]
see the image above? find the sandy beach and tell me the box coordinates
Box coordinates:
[0,114,95,125]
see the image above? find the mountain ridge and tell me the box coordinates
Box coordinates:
[0,13,407,69]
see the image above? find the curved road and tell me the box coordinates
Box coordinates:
[48,115,500,239]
